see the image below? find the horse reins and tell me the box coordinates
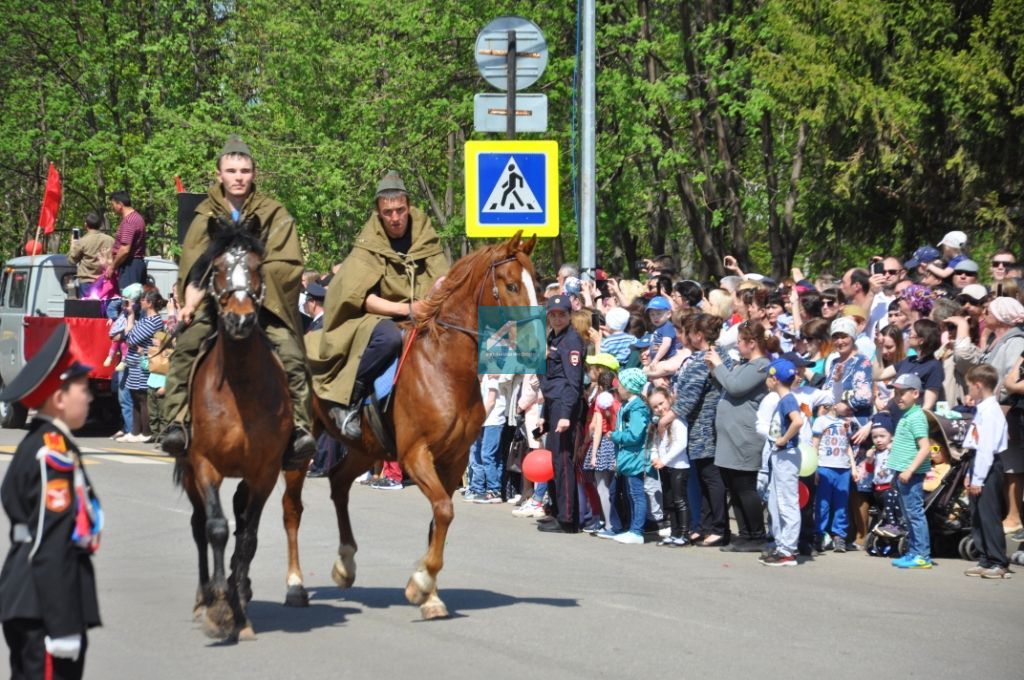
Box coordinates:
[433,256,520,342]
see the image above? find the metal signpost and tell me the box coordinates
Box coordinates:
[470,16,558,239]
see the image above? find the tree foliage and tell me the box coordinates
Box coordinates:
[0,0,1020,280]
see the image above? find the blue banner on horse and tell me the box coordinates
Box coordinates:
[478,306,546,375]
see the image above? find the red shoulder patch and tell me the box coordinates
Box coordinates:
[45,479,71,513]
[43,432,67,453]
[569,350,580,367]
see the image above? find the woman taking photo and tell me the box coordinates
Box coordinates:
[706,321,775,552]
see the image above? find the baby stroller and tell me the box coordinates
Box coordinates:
[922,411,976,559]
[864,411,973,558]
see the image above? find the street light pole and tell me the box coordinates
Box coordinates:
[579,0,596,276]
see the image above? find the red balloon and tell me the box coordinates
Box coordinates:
[522,449,554,483]
[798,481,810,509]
[24,239,44,255]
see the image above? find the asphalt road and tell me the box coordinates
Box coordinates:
[0,428,1021,679]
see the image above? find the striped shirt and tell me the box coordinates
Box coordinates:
[887,404,931,474]
[601,332,634,365]
[114,211,146,259]
[124,314,163,390]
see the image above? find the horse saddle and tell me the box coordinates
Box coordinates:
[361,352,404,461]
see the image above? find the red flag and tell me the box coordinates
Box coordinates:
[37,163,62,234]
[175,176,185,193]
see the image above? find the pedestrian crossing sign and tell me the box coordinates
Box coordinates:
[465,140,559,237]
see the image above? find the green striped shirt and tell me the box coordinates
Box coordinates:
[888,405,930,473]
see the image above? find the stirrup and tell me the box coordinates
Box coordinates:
[161,422,189,457]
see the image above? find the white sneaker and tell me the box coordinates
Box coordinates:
[506,493,522,504]
[115,433,137,443]
[658,526,672,537]
[613,531,644,545]
[512,500,543,518]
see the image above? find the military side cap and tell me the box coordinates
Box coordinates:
[0,324,92,409]
[375,170,407,198]
[219,134,252,159]
[304,282,327,300]
[546,295,571,312]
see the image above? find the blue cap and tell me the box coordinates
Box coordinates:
[546,295,572,312]
[646,295,671,311]
[631,333,652,349]
[871,412,895,434]
[778,351,813,368]
[904,246,940,269]
[304,282,327,300]
[766,358,797,382]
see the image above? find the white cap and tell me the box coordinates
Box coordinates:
[937,230,967,249]
[605,307,630,332]
[830,317,858,338]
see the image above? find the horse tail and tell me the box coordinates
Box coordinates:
[172,454,189,489]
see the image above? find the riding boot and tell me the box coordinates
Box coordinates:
[283,426,317,471]
[161,422,189,457]
[329,380,367,439]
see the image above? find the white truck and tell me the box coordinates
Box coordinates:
[0,254,177,428]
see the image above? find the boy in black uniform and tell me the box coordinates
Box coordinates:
[0,324,102,679]
[537,295,585,534]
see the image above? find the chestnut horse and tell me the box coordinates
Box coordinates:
[312,232,539,619]
[175,228,309,641]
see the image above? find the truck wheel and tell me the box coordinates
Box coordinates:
[0,391,28,429]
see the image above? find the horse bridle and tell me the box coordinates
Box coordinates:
[435,256,521,341]
[208,245,266,311]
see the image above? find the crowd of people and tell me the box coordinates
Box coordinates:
[456,233,1024,578]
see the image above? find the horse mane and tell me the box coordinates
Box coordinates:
[187,220,265,289]
[415,244,506,334]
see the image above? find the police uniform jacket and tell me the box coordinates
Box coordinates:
[0,417,101,636]
[539,326,585,424]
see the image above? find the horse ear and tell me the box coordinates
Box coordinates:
[504,230,523,256]
[521,234,537,255]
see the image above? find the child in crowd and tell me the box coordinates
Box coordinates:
[583,354,622,537]
[644,296,677,364]
[511,375,548,518]
[962,364,1012,579]
[648,386,690,546]
[868,413,904,538]
[886,373,934,569]
[610,367,652,545]
[761,359,804,566]
[923,440,952,493]
[103,311,128,370]
[600,307,634,365]
[812,402,859,552]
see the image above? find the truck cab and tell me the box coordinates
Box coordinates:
[0,254,178,428]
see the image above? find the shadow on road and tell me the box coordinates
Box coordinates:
[244,600,360,634]
[311,585,578,616]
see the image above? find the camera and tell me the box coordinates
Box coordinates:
[72,228,81,240]
[870,261,884,275]
[634,260,646,272]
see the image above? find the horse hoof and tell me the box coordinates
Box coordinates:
[331,558,355,589]
[202,601,234,640]
[284,584,309,607]
[404,568,435,606]
[238,624,257,641]
[420,600,449,620]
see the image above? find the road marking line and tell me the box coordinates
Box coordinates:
[92,454,168,465]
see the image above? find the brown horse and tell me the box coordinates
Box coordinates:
[311,232,539,619]
[175,228,309,641]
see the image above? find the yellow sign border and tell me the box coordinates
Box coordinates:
[465,140,559,237]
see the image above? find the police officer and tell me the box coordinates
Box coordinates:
[537,295,585,534]
[0,324,102,679]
